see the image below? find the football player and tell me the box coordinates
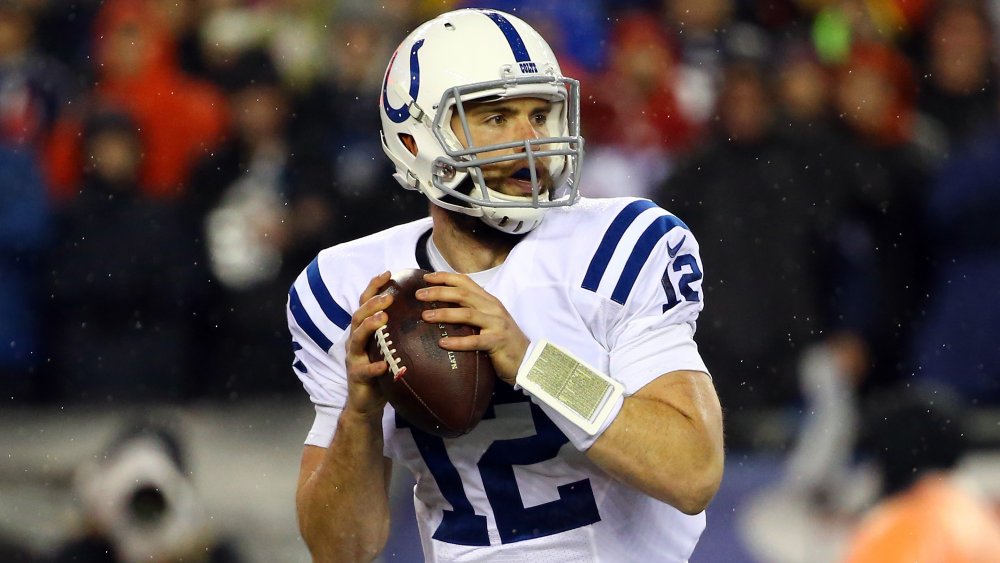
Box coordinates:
[288,9,724,562]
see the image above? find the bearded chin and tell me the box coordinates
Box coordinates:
[447,207,528,243]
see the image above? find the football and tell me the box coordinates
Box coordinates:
[366,269,496,438]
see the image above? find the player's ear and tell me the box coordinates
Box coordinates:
[400,134,418,156]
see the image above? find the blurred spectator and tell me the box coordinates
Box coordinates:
[810,0,932,64]
[842,387,1000,562]
[656,60,857,413]
[778,40,938,508]
[54,418,243,562]
[582,13,699,198]
[197,0,330,93]
[0,145,50,402]
[833,41,918,148]
[908,117,1000,404]
[46,111,208,403]
[662,0,771,126]
[916,0,997,151]
[0,0,78,148]
[828,41,935,393]
[289,6,426,245]
[775,42,833,134]
[44,0,228,201]
[187,51,333,398]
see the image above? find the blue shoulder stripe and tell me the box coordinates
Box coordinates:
[307,258,351,330]
[582,200,658,292]
[611,214,688,305]
[289,286,334,352]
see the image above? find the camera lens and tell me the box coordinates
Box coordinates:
[128,485,169,526]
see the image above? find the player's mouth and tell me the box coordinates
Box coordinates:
[505,167,546,196]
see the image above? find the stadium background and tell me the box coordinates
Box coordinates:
[1,0,999,560]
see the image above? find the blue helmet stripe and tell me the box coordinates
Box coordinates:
[582,200,658,292]
[307,258,352,330]
[481,11,531,62]
[382,39,425,124]
[611,214,689,305]
[288,286,334,352]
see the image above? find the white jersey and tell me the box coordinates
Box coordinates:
[288,197,709,562]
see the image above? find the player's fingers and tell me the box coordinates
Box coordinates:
[416,284,497,313]
[359,271,392,306]
[420,272,495,301]
[424,307,513,339]
[347,310,387,355]
[350,359,388,380]
[350,271,391,330]
[428,311,511,352]
[421,305,481,326]
[438,333,485,352]
[438,330,510,357]
[423,270,475,289]
[352,292,393,331]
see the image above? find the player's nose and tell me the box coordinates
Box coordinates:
[511,116,541,151]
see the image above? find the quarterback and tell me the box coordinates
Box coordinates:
[288,9,724,562]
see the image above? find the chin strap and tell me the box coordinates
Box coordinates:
[475,185,550,234]
[434,177,550,234]
[478,205,546,234]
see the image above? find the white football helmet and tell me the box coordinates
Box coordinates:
[379,9,583,234]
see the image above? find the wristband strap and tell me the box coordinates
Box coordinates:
[515,340,625,442]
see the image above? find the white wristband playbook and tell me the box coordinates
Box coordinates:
[515,340,625,442]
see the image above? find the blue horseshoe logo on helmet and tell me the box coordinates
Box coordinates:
[382,39,424,124]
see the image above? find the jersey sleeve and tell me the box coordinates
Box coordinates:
[609,225,707,391]
[580,199,708,395]
[287,255,354,447]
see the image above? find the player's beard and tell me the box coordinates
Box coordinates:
[436,176,529,246]
[448,206,527,245]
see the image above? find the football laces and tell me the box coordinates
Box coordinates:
[374,326,407,380]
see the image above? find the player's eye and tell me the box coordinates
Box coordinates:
[532,112,548,126]
[485,114,507,126]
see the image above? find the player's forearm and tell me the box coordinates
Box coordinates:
[587,377,724,514]
[297,411,390,562]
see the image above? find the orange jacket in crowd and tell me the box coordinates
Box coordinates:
[843,474,1000,563]
[44,0,228,201]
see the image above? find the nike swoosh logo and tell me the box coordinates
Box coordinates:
[667,235,687,258]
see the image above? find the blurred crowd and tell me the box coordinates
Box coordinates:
[1,0,999,420]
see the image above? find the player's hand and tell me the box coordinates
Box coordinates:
[417,271,528,386]
[344,271,393,419]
